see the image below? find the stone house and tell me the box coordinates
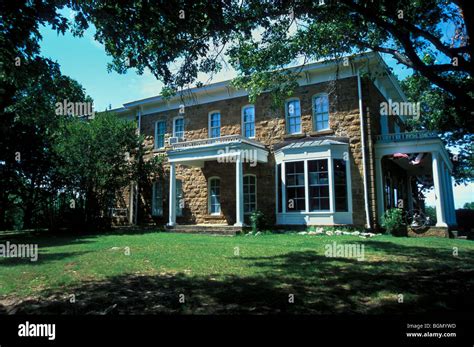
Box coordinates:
[112,52,457,233]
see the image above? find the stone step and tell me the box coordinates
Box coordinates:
[165,224,243,235]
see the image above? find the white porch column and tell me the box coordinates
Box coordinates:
[444,166,456,225]
[168,162,177,227]
[375,157,385,225]
[234,154,244,227]
[447,170,457,225]
[432,152,448,227]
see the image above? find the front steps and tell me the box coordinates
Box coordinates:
[165,224,243,236]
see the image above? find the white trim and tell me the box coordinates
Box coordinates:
[152,181,163,216]
[285,98,302,135]
[154,120,166,149]
[275,142,353,225]
[357,70,371,229]
[241,104,256,139]
[208,110,221,138]
[312,93,330,132]
[208,176,221,216]
[172,116,185,139]
[243,174,257,214]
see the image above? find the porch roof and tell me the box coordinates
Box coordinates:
[166,135,269,167]
[375,131,452,171]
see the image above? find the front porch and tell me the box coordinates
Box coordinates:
[375,131,457,230]
[166,135,269,228]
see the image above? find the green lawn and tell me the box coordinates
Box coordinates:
[0,231,473,314]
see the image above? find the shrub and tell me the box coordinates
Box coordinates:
[250,210,265,233]
[381,208,407,236]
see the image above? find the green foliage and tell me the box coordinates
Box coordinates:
[425,206,437,225]
[53,112,144,230]
[381,208,407,237]
[401,73,473,183]
[463,202,474,210]
[249,210,265,233]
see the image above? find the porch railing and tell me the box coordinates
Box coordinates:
[375,131,439,143]
[171,134,265,150]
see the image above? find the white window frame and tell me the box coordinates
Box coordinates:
[173,116,185,139]
[176,179,183,217]
[152,181,163,216]
[285,98,302,135]
[313,93,330,131]
[208,176,221,215]
[208,111,221,138]
[241,105,256,139]
[154,120,166,149]
[243,174,257,214]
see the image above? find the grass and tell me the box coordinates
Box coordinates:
[0,230,473,314]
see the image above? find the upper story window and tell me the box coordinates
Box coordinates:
[209,111,221,138]
[313,94,330,131]
[285,99,301,134]
[154,121,166,149]
[242,105,255,138]
[173,116,184,139]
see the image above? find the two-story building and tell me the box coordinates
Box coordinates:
[112,52,457,234]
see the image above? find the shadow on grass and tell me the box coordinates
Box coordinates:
[1,239,473,315]
[0,251,92,267]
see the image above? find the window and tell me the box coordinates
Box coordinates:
[308,159,330,211]
[152,182,163,216]
[242,105,255,138]
[243,175,257,214]
[333,159,348,212]
[209,112,221,138]
[313,94,329,131]
[173,117,184,139]
[277,164,282,213]
[285,161,305,211]
[176,179,183,217]
[209,177,221,215]
[286,99,301,134]
[154,121,166,149]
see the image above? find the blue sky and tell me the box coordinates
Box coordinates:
[38,22,472,208]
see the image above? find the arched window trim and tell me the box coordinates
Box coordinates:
[241,104,256,139]
[285,97,302,135]
[312,93,330,132]
[208,176,221,215]
[208,110,221,138]
[172,116,185,139]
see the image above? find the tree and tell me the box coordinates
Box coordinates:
[463,202,474,210]
[0,58,92,229]
[401,72,473,184]
[53,112,143,230]
[71,1,471,112]
[70,0,472,180]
